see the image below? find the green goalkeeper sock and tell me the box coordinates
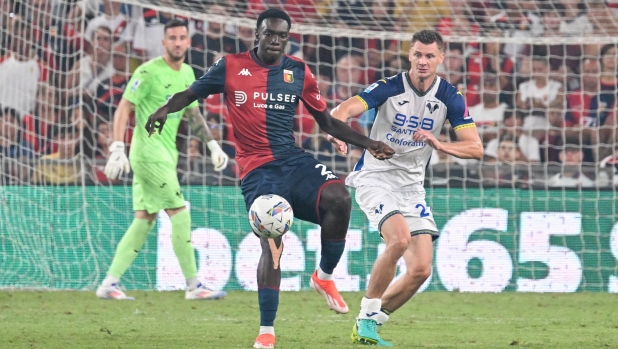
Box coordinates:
[108,218,155,278]
[171,209,197,279]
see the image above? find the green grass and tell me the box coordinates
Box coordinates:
[0,291,617,348]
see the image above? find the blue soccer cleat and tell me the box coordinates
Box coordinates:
[351,318,393,346]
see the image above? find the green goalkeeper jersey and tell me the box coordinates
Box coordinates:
[123,57,198,165]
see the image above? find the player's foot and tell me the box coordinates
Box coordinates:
[184,283,227,300]
[310,270,349,314]
[253,333,276,348]
[96,283,135,300]
[351,319,392,346]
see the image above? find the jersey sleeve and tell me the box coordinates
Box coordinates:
[122,65,152,105]
[300,64,327,112]
[355,75,403,110]
[446,90,476,131]
[189,56,226,98]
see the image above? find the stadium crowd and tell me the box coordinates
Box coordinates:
[0,0,617,187]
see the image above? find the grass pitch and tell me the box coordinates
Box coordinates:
[0,291,617,349]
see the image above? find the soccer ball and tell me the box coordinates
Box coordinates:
[248,194,294,239]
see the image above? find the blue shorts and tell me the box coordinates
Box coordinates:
[241,152,342,225]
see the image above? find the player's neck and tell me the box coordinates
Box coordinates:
[408,72,436,94]
[163,55,184,71]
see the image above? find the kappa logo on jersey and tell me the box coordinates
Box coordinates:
[426,102,439,114]
[283,69,294,83]
[238,68,252,76]
[235,91,247,106]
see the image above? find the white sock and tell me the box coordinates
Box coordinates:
[186,277,200,291]
[317,267,332,281]
[259,326,275,336]
[358,297,381,320]
[102,275,119,287]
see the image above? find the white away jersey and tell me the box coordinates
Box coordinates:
[346,73,475,190]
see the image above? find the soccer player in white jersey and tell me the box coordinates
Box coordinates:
[330,30,484,346]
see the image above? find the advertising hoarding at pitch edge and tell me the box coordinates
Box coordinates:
[0,186,617,292]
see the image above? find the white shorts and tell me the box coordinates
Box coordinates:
[355,185,439,239]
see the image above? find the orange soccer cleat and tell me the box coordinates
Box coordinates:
[253,333,276,349]
[310,270,349,314]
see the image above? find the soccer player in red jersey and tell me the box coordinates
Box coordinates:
[145,8,394,349]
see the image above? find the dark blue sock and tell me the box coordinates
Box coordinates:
[319,239,346,274]
[258,287,279,326]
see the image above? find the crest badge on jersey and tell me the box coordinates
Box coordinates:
[131,79,141,91]
[283,69,294,83]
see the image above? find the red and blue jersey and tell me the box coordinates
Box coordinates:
[190,49,326,179]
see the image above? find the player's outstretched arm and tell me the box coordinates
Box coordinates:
[308,105,395,160]
[184,108,229,171]
[145,88,199,136]
[328,97,368,154]
[413,127,484,160]
[104,98,134,180]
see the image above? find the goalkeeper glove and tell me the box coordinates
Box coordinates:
[104,141,131,180]
[207,140,229,171]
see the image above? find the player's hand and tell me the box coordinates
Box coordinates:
[145,107,169,136]
[104,141,130,180]
[207,140,229,171]
[367,141,395,160]
[327,134,348,155]
[413,130,441,150]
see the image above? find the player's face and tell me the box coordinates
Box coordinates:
[162,25,190,62]
[256,18,289,65]
[408,41,444,82]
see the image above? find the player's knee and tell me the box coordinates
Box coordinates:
[320,184,351,214]
[406,262,431,282]
[386,235,411,256]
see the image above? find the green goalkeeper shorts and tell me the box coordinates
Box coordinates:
[131,161,185,214]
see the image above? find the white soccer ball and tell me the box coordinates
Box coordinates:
[248,194,294,239]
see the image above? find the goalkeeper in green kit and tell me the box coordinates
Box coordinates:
[96,19,228,300]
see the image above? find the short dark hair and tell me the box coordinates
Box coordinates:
[256,8,291,31]
[164,18,189,34]
[531,45,548,62]
[1,107,20,122]
[53,124,77,139]
[499,132,518,144]
[411,30,444,50]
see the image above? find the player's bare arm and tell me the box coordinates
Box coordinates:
[145,88,199,136]
[184,107,216,143]
[413,126,483,159]
[113,98,135,142]
[308,106,395,160]
[183,107,229,171]
[103,98,134,180]
[328,96,368,155]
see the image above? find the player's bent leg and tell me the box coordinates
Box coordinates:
[380,233,433,316]
[96,210,157,300]
[312,183,351,314]
[254,236,283,348]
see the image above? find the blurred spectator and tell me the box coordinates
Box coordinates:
[587,0,618,36]
[33,124,82,184]
[466,28,514,107]
[481,133,531,187]
[557,0,593,36]
[95,41,131,122]
[437,43,466,92]
[484,111,540,163]
[546,144,595,187]
[0,107,33,159]
[84,0,135,46]
[133,1,195,60]
[328,54,364,106]
[66,25,114,99]
[189,5,246,78]
[516,46,564,140]
[468,71,508,142]
[0,0,21,57]
[485,133,525,163]
[23,83,60,155]
[436,0,481,43]
[490,0,543,58]
[0,19,47,117]
[599,44,618,108]
[91,118,116,183]
[563,58,614,160]
[25,0,61,84]
[394,0,450,35]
